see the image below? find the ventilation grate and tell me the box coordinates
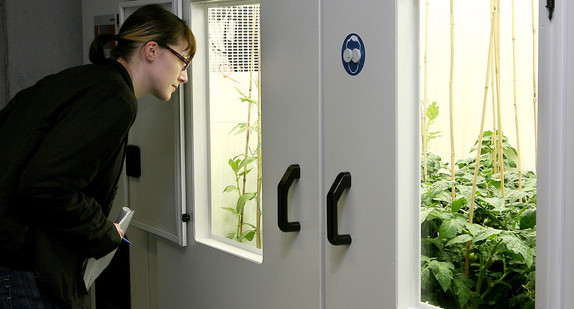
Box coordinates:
[208,4,260,73]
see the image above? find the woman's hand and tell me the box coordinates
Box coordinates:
[114,223,125,238]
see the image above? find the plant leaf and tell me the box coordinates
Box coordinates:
[239,230,256,241]
[223,185,237,193]
[472,228,502,243]
[453,273,473,307]
[238,168,253,177]
[446,234,472,247]
[229,123,248,135]
[501,233,534,268]
[239,157,257,170]
[243,222,256,229]
[429,260,454,292]
[421,207,434,223]
[222,207,238,215]
[439,216,464,239]
[229,158,240,173]
[451,197,466,213]
[236,193,257,213]
[520,209,536,229]
[422,237,445,250]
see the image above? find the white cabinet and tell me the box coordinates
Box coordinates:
[76,0,574,307]
[167,0,398,308]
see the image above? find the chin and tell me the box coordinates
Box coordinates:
[153,92,172,102]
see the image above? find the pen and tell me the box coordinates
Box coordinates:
[122,237,132,245]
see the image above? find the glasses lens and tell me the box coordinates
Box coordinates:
[162,43,190,71]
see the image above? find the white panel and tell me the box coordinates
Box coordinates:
[537,0,567,307]
[564,0,574,307]
[322,0,396,308]
[396,0,421,307]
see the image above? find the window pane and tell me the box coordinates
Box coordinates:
[207,4,262,249]
[419,1,537,307]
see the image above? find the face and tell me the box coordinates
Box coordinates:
[148,40,190,101]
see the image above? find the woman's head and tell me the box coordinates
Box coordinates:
[89,4,196,101]
[90,5,195,63]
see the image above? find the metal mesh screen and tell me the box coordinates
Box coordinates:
[208,4,260,73]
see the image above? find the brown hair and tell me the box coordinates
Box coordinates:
[89,4,196,64]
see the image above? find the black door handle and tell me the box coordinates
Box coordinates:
[277,164,301,232]
[327,172,352,246]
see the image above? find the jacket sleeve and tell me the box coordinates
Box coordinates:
[18,87,136,259]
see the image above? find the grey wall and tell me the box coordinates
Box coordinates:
[0,0,82,109]
[0,1,8,107]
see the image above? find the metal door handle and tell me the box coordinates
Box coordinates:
[277,164,301,232]
[327,172,352,246]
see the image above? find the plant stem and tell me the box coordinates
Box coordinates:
[465,10,495,277]
[480,260,509,300]
[235,175,242,240]
[239,5,258,237]
[449,0,456,201]
[473,240,503,309]
[239,103,251,236]
[494,0,505,197]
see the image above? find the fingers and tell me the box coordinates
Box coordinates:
[114,223,125,238]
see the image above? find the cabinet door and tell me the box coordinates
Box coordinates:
[147,0,322,308]
[120,0,188,245]
[322,1,396,307]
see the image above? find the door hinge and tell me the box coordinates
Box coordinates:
[546,0,555,20]
[182,213,191,223]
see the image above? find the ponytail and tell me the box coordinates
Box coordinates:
[88,5,195,65]
[89,33,116,64]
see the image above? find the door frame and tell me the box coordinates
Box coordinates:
[396,0,570,307]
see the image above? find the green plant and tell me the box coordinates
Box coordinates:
[424,101,441,152]
[222,85,262,247]
[421,133,536,309]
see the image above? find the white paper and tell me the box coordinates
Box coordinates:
[83,207,134,290]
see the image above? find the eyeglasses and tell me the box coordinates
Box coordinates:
[159,43,191,71]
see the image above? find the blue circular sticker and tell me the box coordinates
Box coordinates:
[341,33,365,76]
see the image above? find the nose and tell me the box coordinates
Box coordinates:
[178,69,188,83]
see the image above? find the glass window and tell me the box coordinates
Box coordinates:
[419,1,538,308]
[198,2,262,252]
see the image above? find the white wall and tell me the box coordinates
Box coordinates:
[422,0,538,172]
[1,0,82,108]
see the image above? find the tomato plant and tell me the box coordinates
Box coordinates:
[421,134,536,309]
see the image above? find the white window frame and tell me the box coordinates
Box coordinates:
[185,0,263,263]
[396,0,567,307]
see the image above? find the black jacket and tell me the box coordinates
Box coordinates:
[0,59,137,308]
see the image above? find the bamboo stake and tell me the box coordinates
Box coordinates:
[491,55,498,174]
[449,0,456,201]
[490,0,498,175]
[239,6,258,237]
[531,0,538,169]
[511,0,524,201]
[465,13,496,277]
[494,0,505,197]
[422,0,429,182]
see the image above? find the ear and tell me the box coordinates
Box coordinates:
[143,41,159,61]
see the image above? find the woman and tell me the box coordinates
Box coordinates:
[0,4,195,309]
